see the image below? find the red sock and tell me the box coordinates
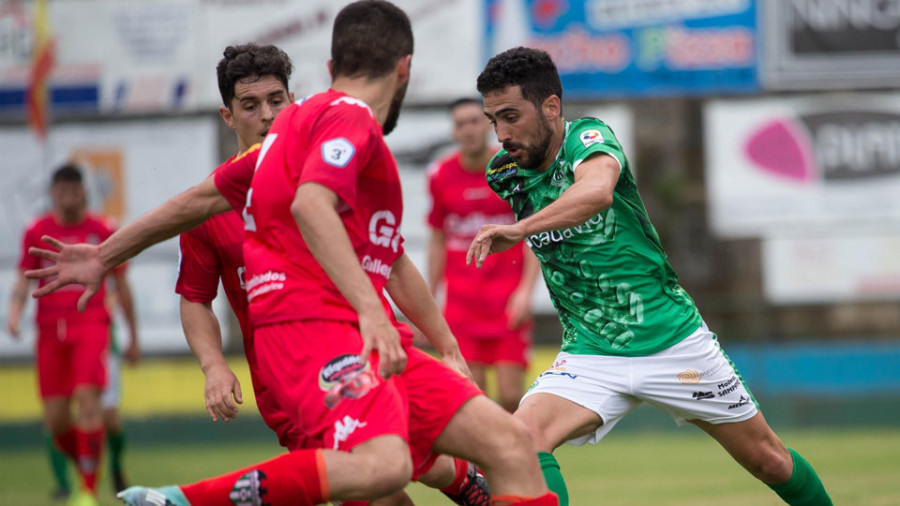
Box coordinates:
[53,428,78,461]
[440,457,470,495]
[492,492,558,506]
[75,427,104,493]
[181,449,328,506]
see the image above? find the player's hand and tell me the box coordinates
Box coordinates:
[440,347,475,383]
[6,316,20,339]
[204,363,243,422]
[25,236,107,312]
[506,285,533,329]
[466,224,526,268]
[359,311,407,378]
[124,339,141,366]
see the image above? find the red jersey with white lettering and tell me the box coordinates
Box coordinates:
[427,151,525,339]
[19,213,117,326]
[241,90,405,327]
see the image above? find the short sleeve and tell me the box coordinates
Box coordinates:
[425,161,445,230]
[175,222,221,303]
[567,119,627,174]
[18,223,40,272]
[214,146,260,214]
[297,103,374,210]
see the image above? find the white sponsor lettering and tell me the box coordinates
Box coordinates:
[333,415,368,450]
[369,210,400,252]
[246,270,287,301]
[361,255,392,279]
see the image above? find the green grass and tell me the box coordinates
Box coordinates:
[0,428,897,505]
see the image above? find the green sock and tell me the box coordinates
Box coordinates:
[538,451,569,506]
[44,432,70,492]
[107,429,126,475]
[767,448,833,506]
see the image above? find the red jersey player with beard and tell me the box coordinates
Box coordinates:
[427,98,540,413]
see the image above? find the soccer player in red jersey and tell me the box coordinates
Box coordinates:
[427,98,541,413]
[26,3,557,505]
[7,164,139,505]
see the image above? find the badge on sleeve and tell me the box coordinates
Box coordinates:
[580,129,603,147]
[322,137,356,168]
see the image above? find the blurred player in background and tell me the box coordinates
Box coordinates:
[427,97,540,412]
[7,164,139,505]
[177,42,490,505]
[468,46,833,506]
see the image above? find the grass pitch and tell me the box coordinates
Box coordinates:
[0,428,897,505]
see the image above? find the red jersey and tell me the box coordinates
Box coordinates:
[19,213,117,326]
[427,151,525,339]
[175,195,250,339]
[235,90,404,328]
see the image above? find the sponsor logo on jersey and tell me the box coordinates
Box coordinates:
[728,395,751,410]
[369,210,401,252]
[333,415,368,450]
[551,169,566,187]
[321,137,355,168]
[246,270,286,302]
[361,255,392,279]
[320,354,379,409]
[487,161,517,182]
[677,369,702,384]
[527,211,614,249]
[580,129,603,147]
[229,469,268,506]
[692,391,715,400]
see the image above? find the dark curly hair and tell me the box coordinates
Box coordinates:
[332,1,413,80]
[51,163,83,185]
[216,43,293,108]
[477,47,562,109]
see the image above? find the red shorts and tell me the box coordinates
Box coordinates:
[37,321,109,399]
[253,320,408,453]
[456,328,532,368]
[402,346,482,477]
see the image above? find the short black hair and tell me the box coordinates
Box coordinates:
[51,164,83,185]
[216,43,293,108]
[449,97,481,112]
[477,47,563,109]
[331,1,413,80]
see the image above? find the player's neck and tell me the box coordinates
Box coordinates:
[460,147,494,173]
[535,117,567,173]
[54,209,86,226]
[332,76,397,130]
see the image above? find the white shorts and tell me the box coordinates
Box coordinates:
[521,323,758,446]
[101,350,122,410]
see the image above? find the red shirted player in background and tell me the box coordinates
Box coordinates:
[7,164,139,506]
[27,3,557,505]
[427,97,541,413]
[175,43,489,505]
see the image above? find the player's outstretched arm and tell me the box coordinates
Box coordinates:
[386,253,472,381]
[6,272,30,338]
[291,181,407,378]
[180,297,242,422]
[25,177,232,310]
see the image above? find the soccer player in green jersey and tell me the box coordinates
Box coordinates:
[467,47,832,506]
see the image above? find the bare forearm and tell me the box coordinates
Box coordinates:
[99,180,231,270]
[180,298,227,372]
[387,254,458,355]
[9,274,29,314]
[114,275,139,341]
[426,231,446,295]
[517,179,612,236]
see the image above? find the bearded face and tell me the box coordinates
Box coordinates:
[382,79,408,136]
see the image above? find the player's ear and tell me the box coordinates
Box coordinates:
[289,91,296,103]
[327,59,334,79]
[542,94,561,121]
[396,54,412,84]
[219,105,236,130]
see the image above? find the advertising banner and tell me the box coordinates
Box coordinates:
[704,93,900,238]
[762,0,900,90]
[484,0,760,97]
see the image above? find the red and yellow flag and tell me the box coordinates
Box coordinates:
[26,0,55,140]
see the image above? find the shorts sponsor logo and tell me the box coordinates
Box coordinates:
[246,270,286,302]
[361,255,392,279]
[540,358,578,380]
[692,391,715,400]
[717,375,739,397]
[369,210,400,252]
[321,137,355,168]
[728,395,751,410]
[229,469,268,506]
[333,415,368,450]
[580,129,603,147]
[677,369,702,384]
[320,354,379,409]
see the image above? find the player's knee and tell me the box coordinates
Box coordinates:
[482,415,537,467]
[355,448,412,496]
[749,445,793,484]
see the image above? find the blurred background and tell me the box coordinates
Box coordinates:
[1,0,899,504]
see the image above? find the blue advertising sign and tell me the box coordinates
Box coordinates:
[484,0,760,98]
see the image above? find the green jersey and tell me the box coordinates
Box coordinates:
[487,118,701,356]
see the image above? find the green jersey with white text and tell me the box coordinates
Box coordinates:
[486,118,702,356]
